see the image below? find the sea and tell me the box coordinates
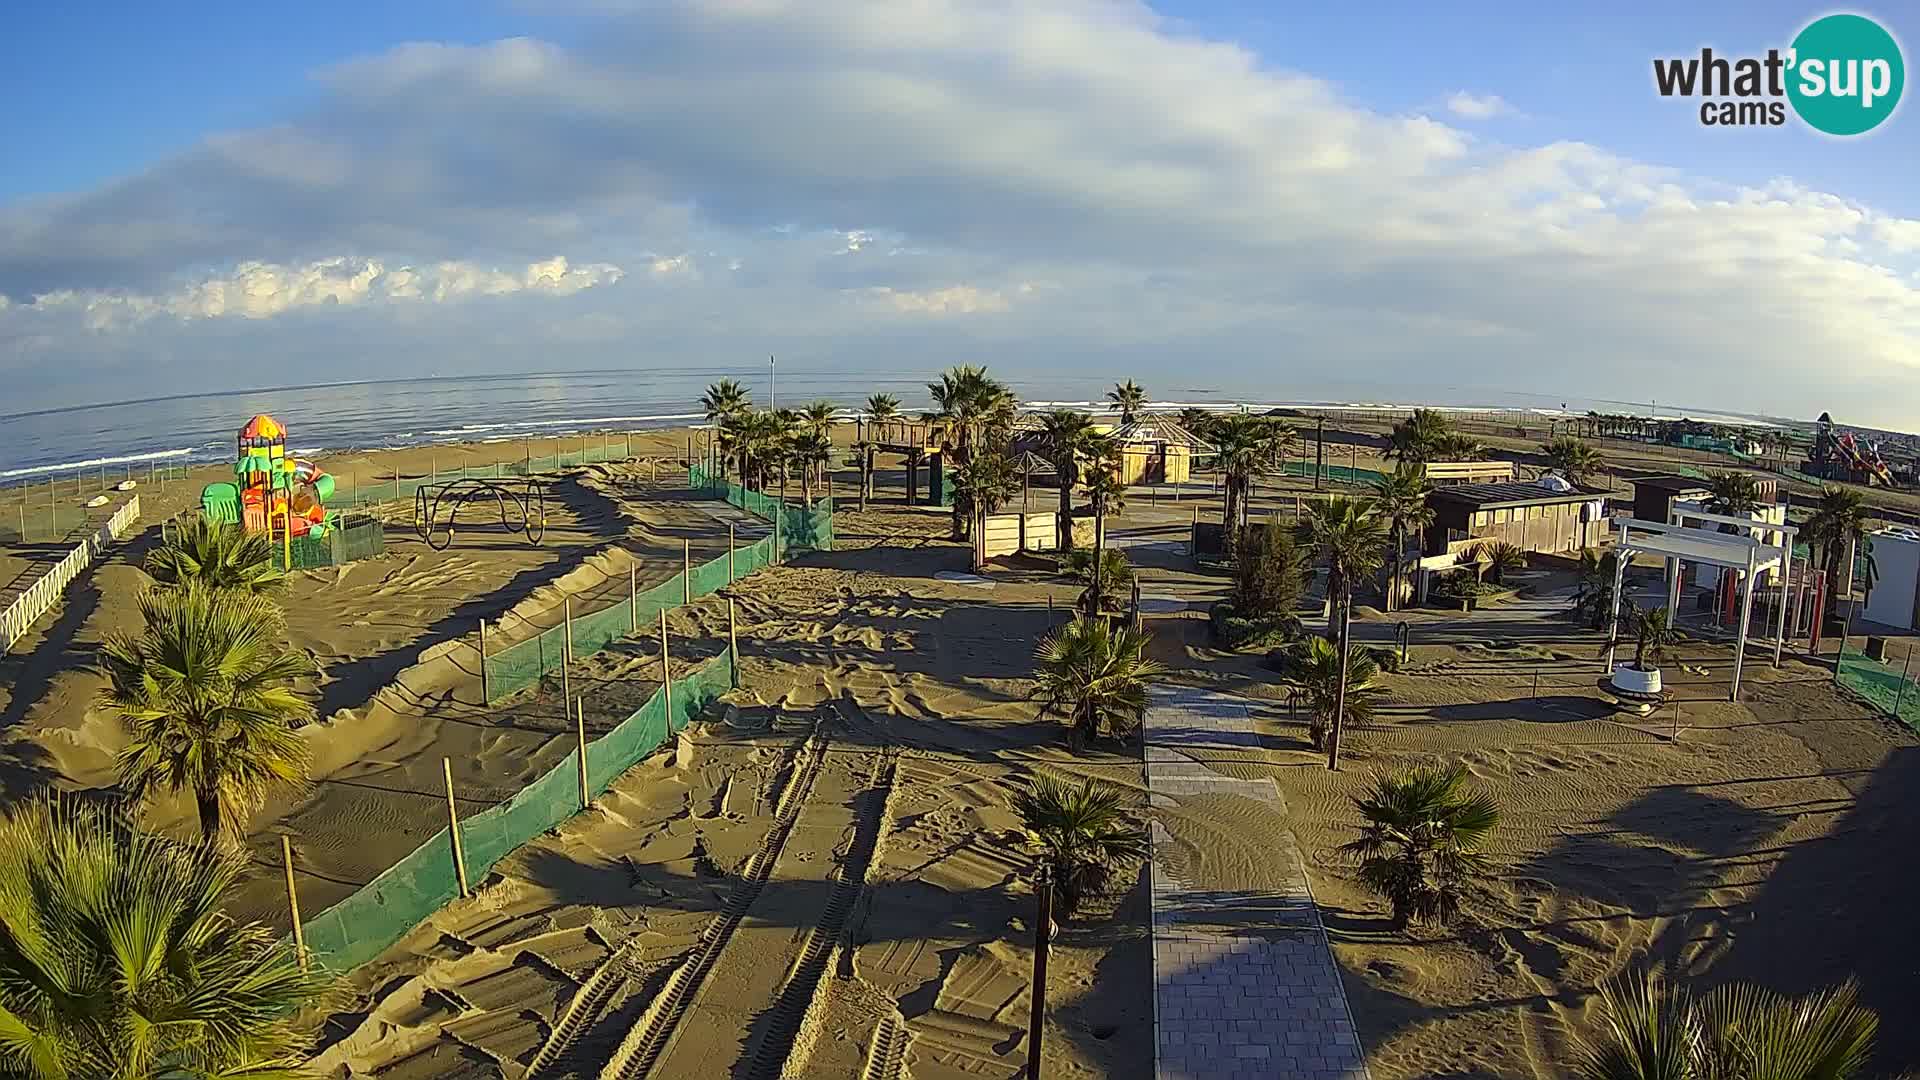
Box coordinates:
[0,366,1779,487]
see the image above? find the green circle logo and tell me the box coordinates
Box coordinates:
[1787,13,1904,135]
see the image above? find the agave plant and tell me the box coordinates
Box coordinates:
[1064,547,1135,614]
[1472,540,1527,585]
[147,516,286,594]
[1010,775,1147,918]
[1342,761,1499,930]
[1032,617,1164,747]
[1574,970,1878,1080]
[0,795,330,1079]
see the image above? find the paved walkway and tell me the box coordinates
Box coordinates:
[1145,685,1371,1080]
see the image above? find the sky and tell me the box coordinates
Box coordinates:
[2,1,1916,427]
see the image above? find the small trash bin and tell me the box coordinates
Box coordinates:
[1866,636,1889,662]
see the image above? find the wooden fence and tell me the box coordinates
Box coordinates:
[3,496,140,650]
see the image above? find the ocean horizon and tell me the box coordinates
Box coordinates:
[0,367,1778,484]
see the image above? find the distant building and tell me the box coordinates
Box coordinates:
[1422,477,1611,557]
[1107,416,1208,486]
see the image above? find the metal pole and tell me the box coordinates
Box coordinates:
[683,539,692,604]
[1026,866,1052,1080]
[444,758,470,898]
[282,836,306,971]
[630,564,639,634]
[1604,527,1630,670]
[576,697,590,810]
[1895,646,1915,716]
[564,596,574,665]
[1732,549,1757,702]
[660,608,673,730]
[728,596,740,688]
[478,620,489,703]
[729,523,737,582]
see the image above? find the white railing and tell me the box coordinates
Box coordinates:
[2,495,140,650]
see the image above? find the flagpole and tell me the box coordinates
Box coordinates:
[770,354,777,412]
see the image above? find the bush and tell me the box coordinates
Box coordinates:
[1268,640,1401,677]
[1211,600,1303,650]
[1431,576,1508,602]
[1367,645,1403,674]
[1232,525,1307,618]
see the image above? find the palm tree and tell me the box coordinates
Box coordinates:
[954,448,1022,567]
[790,428,832,506]
[1107,380,1147,425]
[1011,776,1147,919]
[1472,540,1527,585]
[148,516,286,594]
[99,586,313,844]
[768,408,799,501]
[1575,970,1878,1080]
[1032,617,1164,747]
[800,399,838,492]
[1571,547,1623,628]
[0,796,329,1079]
[1541,435,1601,484]
[927,366,1017,539]
[1079,439,1127,614]
[859,393,901,507]
[1621,605,1676,672]
[1036,409,1096,547]
[1341,762,1500,930]
[1291,636,1384,752]
[1388,409,1481,464]
[1299,497,1387,769]
[1210,415,1293,551]
[701,379,753,477]
[1705,471,1762,517]
[1369,465,1433,611]
[1065,547,1135,615]
[1804,486,1871,617]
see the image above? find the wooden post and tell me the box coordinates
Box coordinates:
[659,608,673,730]
[564,596,574,664]
[629,564,639,633]
[281,497,293,571]
[683,539,692,604]
[478,620,490,703]
[1026,866,1052,1080]
[576,697,590,810]
[444,758,470,898]
[729,523,737,582]
[725,591,741,684]
[282,835,307,972]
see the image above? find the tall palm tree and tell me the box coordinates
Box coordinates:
[860,393,901,507]
[1705,471,1763,517]
[1210,415,1293,551]
[1011,776,1146,918]
[1571,547,1623,629]
[1541,435,1601,484]
[147,516,285,594]
[1805,485,1871,617]
[1299,497,1387,769]
[927,366,1017,539]
[1341,762,1500,930]
[1388,409,1480,463]
[1079,438,1127,614]
[99,586,313,845]
[1575,970,1878,1080]
[701,379,752,479]
[1107,380,1147,425]
[1292,636,1385,752]
[800,400,838,492]
[954,448,1022,567]
[790,428,833,506]
[0,796,329,1079]
[1369,464,1433,612]
[1065,547,1136,614]
[1036,409,1096,546]
[1032,617,1164,748]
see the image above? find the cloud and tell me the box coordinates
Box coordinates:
[1446,91,1517,119]
[1,0,1918,427]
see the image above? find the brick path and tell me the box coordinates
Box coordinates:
[1145,685,1371,1080]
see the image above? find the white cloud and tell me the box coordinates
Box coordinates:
[0,1,1918,426]
[1446,91,1517,119]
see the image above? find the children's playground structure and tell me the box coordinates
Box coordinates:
[198,414,342,562]
[411,477,546,550]
[1805,412,1895,487]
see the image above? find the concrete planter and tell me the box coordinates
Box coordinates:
[1609,665,1664,713]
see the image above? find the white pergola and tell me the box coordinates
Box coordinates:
[1604,511,1795,702]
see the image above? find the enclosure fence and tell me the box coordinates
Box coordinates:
[1836,640,1920,734]
[293,470,833,971]
[2,464,187,543]
[2,496,141,650]
[328,433,647,511]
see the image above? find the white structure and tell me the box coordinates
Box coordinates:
[1864,528,1920,631]
[1606,511,1794,703]
[1669,496,1790,588]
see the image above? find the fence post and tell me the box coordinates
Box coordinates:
[725,591,741,684]
[444,758,470,898]
[683,539,692,604]
[565,596,574,665]
[774,510,783,564]
[660,608,674,731]
[282,835,307,971]
[630,564,639,634]
[1896,646,1915,716]
[729,523,737,583]
[478,619,489,704]
[576,697,590,810]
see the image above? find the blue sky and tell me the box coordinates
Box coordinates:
[2,2,1916,427]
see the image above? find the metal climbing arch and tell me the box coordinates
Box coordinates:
[412,477,547,550]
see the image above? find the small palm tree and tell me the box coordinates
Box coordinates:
[1079,439,1127,614]
[702,379,753,479]
[1705,470,1763,517]
[1299,497,1388,769]
[1032,617,1164,747]
[147,516,285,594]
[99,586,313,844]
[0,796,330,1079]
[1805,485,1871,617]
[860,393,901,506]
[1472,540,1527,585]
[1065,547,1135,615]
[1342,762,1500,930]
[1575,970,1878,1080]
[1541,435,1601,484]
[1107,380,1147,425]
[1571,547,1622,628]
[1621,605,1676,672]
[1292,636,1384,751]
[1369,465,1433,611]
[1210,415,1293,550]
[800,400,839,491]
[1011,776,1147,918]
[927,365,1017,539]
[954,449,1022,566]
[1036,409,1096,545]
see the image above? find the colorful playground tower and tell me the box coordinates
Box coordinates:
[201,414,338,545]
[1806,411,1894,487]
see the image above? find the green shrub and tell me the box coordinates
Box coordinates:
[1210,600,1303,650]
[1367,645,1403,674]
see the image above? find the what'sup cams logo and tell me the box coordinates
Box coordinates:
[1654,12,1904,134]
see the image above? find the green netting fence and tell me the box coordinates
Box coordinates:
[1274,459,1389,486]
[329,435,644,511]
[286,517,387,570]
[299,649,736,972]
[1836,642,1920,734]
